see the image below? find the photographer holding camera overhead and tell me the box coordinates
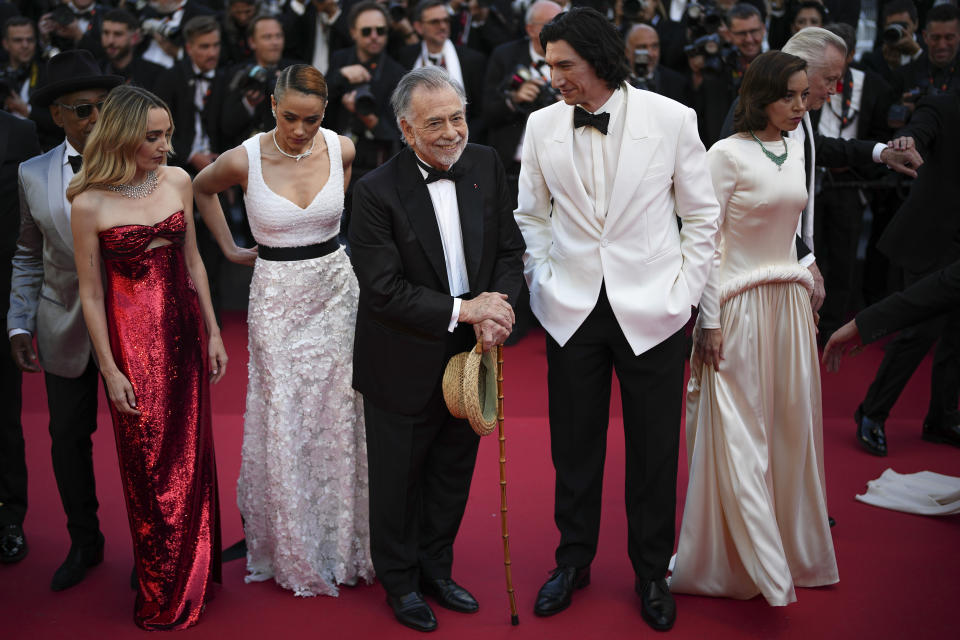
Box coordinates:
[624,23,689,104]
[37,1,106,57]
[135,0,216,69]
[221,14,297,148]
[890,4,960,124]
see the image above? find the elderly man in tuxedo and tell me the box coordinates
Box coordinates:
[514,8,720,631]
[349,67,525,633]
[7,50,121,590]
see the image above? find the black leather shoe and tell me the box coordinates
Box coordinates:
[636,577,676,631]
[386,592,437,632]
[421,578,479,613]
[0,524,27,564]
[533,565,590,617]
[51,533,104,592]
[922,421,960,448]
[855,406,887,456]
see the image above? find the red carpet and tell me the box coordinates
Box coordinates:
[4,311,958,639]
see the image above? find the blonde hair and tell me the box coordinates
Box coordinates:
[66,85,174,202]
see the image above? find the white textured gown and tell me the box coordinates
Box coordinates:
[670,135,839,606]
[237,129,373,596]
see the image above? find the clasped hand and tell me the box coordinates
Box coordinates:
[692,327,723,372]
[459,292,514,351]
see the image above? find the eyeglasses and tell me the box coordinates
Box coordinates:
[730,27,764,39]
[360,26,388,37]
[56,100,105,119]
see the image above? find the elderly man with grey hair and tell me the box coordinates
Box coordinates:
[722,27,923,317]
[349,66,525,633]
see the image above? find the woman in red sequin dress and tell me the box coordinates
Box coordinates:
[69,85,225,630]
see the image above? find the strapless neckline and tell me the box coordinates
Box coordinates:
[100,210,184,235]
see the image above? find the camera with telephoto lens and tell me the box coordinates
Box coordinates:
[141,17,182,41]
[685,1,724,40]
[684,34,736,74]
[501,64,559,115]
[882,22,909,46]
[630,49,651,90]
[352,84,378,116]
[230,64,273,94]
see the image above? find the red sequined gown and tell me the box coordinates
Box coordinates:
[98,210,220,630]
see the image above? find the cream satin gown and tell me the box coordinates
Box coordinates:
[670,135,839,606]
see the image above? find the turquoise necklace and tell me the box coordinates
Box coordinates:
[749,131,788,171]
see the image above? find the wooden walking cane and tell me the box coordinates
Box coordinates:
[496,344,520,625]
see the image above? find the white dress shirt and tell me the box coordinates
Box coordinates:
[189,63,213,161]
[312,7,342,74]
[571,87,625,225]
[415,153,469,332]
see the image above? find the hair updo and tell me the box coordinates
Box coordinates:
[274,64,328,104]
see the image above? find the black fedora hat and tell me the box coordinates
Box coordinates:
[31,50,124,108]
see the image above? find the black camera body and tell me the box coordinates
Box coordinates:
[50,5,76,27]
[684,34,737,75]
[632,48,651,84]
[685,1,724,40]
[231,64,273,94]
[353,84,378,116]
[882,22,909,46]
[502,65,559,115]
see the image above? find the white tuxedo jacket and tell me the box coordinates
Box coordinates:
[515,85,720,355]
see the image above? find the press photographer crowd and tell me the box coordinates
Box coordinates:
[1,0,959,633]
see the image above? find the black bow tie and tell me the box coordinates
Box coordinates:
[67,154,82,173]
[574,107,609,135]
[416,156,462,184]
[192,71,214,82]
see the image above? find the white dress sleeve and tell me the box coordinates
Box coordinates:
[698,143,738,329]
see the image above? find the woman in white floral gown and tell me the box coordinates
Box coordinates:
[193,65,373,596]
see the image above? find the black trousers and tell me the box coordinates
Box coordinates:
[0,321,25,528]
[545,286,685,583]
[862,260,960,426]
[815,182,866,334]
[364,377,480,595]
[45,358,101,548]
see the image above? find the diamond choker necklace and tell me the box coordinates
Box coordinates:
[107,170,159,199]
[273,130,315,162]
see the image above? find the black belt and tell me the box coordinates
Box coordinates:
[258,238,340,261]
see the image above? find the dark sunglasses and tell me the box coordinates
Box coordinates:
[360,26,388,37]
[56,100,105,119]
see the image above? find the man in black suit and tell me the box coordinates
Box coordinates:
[129,0,216,69]
[823,259,960,373]
[99,9,166,92]
[397,0,487,140]
[349,67,524,632]
[857,0,923,88]
[853,94,960,454]
[624,23,689,104]
[893,4,960,101]
[282,0,352,72]
[0,109,40,565]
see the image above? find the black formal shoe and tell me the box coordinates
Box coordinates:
[51,533,104,592]
[386,592,437,632]
[636,577,676,632]
[222,537,247,562]
[855,406,887,456]
[0,524,27,564]
[829,516,836,528]
[421,578,479,613]
[533,565,590,617]
[922,421,960,448]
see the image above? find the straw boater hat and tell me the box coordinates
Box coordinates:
[31,49,123,108]
[442,342,498,436]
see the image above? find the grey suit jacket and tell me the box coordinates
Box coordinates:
[8,142,92,378]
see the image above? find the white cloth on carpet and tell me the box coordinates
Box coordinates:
[856,469,960,516]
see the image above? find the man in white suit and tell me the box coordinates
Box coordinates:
[7,50,121,591]
[514,8,720,631]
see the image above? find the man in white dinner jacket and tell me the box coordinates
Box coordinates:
[514,7,719,631]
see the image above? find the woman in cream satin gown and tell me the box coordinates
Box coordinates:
[671,51,838,606]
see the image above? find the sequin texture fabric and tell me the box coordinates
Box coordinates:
[99,210,221,629]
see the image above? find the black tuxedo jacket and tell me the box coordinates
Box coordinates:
[153,59,228,170]
[877,94,960,273]
[397,43,487,138]
[857,259,960,344]
[0,111,40,313]
[325,48,406,144]
[103,56,168,93]
[349,144,525,415]
[483,38,531,167]
[651,65,689,105]
[219,58,298,148]
[282,3,352,64]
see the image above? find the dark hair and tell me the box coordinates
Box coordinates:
[412,0,447,23]
[733,50,807,133]
[926,4,960,29]
[2,15,34,40]
[792,1,826,26]
[725,3,762,27]
[349,1,390,31]
[102,8,138,31]
[825,22,855,56]
[184,15,220,43]
[539,7,630,91]
[882,0,918,25]
[247,14,283,39]
[228,0,257,5]
[274,64,328,103]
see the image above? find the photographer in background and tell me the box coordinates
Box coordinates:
[625,23,688,104]
[221,14,296,147]
[220,0,257,67]
[892,4,960,118]
[136,0,216,69]
[326,1,405,235]
[37,1,107,57]
[381,0,422,60]
[99,9,166,91]
[858,0,923,89]
[454,0,516,57]
[1,16,60,150]
[282,0,351,73]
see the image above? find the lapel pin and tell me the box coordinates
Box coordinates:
[474,183,478,189]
